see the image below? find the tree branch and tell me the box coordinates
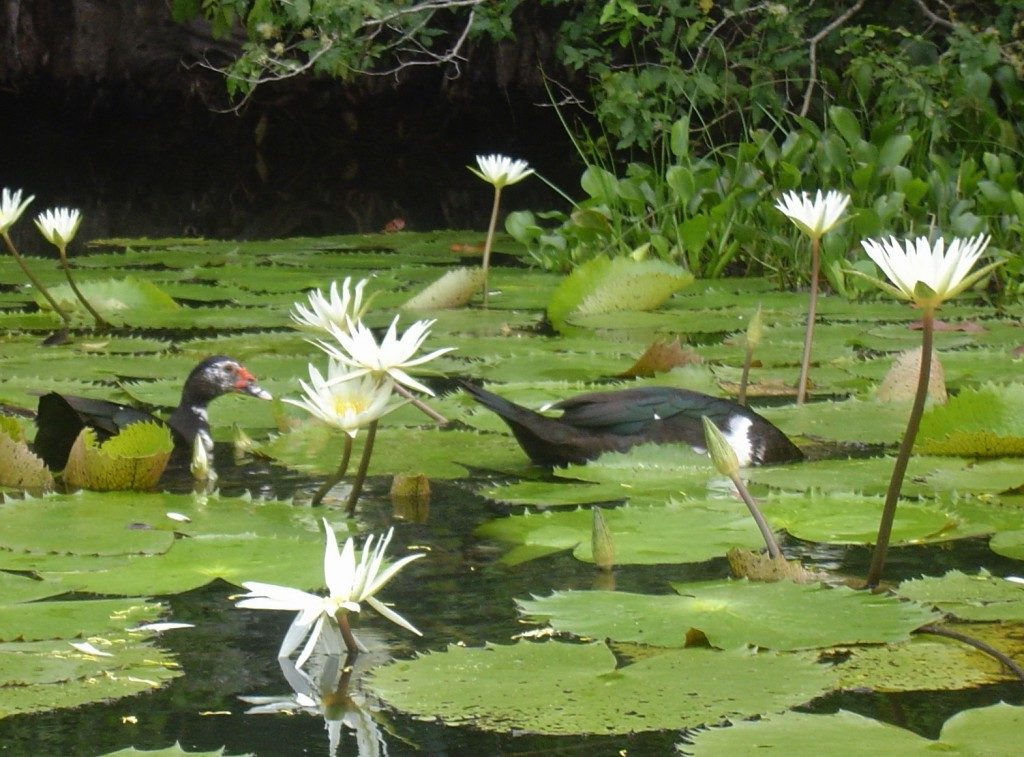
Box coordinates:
[799,0,867,117]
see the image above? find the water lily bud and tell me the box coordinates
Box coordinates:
[702,416,739,477]
[591,507,615,572]
[190,436,216,483]
[746,305,763,350]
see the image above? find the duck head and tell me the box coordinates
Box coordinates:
[183,356,273,404]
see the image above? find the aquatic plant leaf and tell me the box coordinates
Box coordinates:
[760,398,911,445]
[101,746,246,757]
[0,632,181,719]
[918,383,1024,456]
[39,277,179,324]
[546,257,693,332]
[748,456,1024,496]
[876,347,947,402]
[0,570,67,604]
[761,491,958,545]
[0,426,55,492]
[834,634,1013,691]
[684,709,933,755]
[476,501,764,566]
[617,338,701,377]
[261,422,527,479]
[989,529,1024,561]
[0,598,163,642]
[368,641,834,735]
[0,494,176,557]
[895,570,1024,621]
[402,267,485,310]
[63,423,174,491]
[518,581,938,650]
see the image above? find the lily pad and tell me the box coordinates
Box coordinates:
[368,641,834,735]
[918,383,1024,456]
[518,581,939,650]
[0,597,164,642]
[62,423,174,491]
[476,500,765,566]
[0,427,55,491]
[895,570,1024,621]
[686,703,1024,755]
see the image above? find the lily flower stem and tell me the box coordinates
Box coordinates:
[345,420,378,516]
[738,344,754,406]
[393,383,449,425]
[480,185,503,309]
[866,308,934,587]
[796,237,820,404]
[312,435,354,507]
[56,243,111,330]
[336,613,362,656]
[729,472,782,559]
[1,231,73,327]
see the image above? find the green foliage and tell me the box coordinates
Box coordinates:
[368,641,835,736]
[62,423,174,492]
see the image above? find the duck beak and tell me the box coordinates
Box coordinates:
[235,366,273,400]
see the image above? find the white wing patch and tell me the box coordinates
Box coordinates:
[723,415,755,467]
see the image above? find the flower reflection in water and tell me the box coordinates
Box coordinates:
[240,633,395,756]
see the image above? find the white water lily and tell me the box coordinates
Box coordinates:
[859,234,996,310]
[0,188,34,233]
[291,277,369,334]
[319,316,454,396]
[468,153,534,189]
[235,519,424,665]
[775,190,850,240]
[285,365,398,436]
[34,207,82,248]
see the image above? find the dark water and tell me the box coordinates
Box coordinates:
[0,450,1021,756]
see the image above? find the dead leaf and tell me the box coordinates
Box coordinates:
[617,338,702,378]
[877,347,947,403]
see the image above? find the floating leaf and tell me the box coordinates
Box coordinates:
[0,632,181,719]
[0,425,55,491]
[38,277,180,324]
[686,704,1024,755]
[918,383,1024,456]
[477,501,764,566]
[403,267,485,310]
[518,581,938,650]
[876,347,947,403]
[546,257,693,331]
[0,597,164,642]
[896,570,1024,621]
[369,641,834,736]
[63,423,174,491]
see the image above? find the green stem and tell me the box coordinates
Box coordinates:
[57,243,111,330]
[393,382,448,425]
[311,434,354,506]
[1,231,72,327]
[866,309,934,587]
[345,420,378,516]
[480,186,503,308]
[738,344,753,406]
[729,472,782,559]
[796,237,820,404]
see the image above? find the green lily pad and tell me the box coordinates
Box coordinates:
[0,632,181,719]
[760,398,910,445]
[101,746,248,757]
[761,491,959,545]
[896,570,1024,621]
[62,423,174,491]
[987,529,1024,561]
[547,257,693,332]
[261,422,527,479]
[369,641,834,736]
[834,633,1014,691]
[0,597,163,641]
[0,426,55,491]
[39,277,180,324]
[918,383,1024,456]
[686,703,1024,755]
[476,500,764,566]
[518,581,938,650]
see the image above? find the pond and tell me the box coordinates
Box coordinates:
[1,232,1023,755]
